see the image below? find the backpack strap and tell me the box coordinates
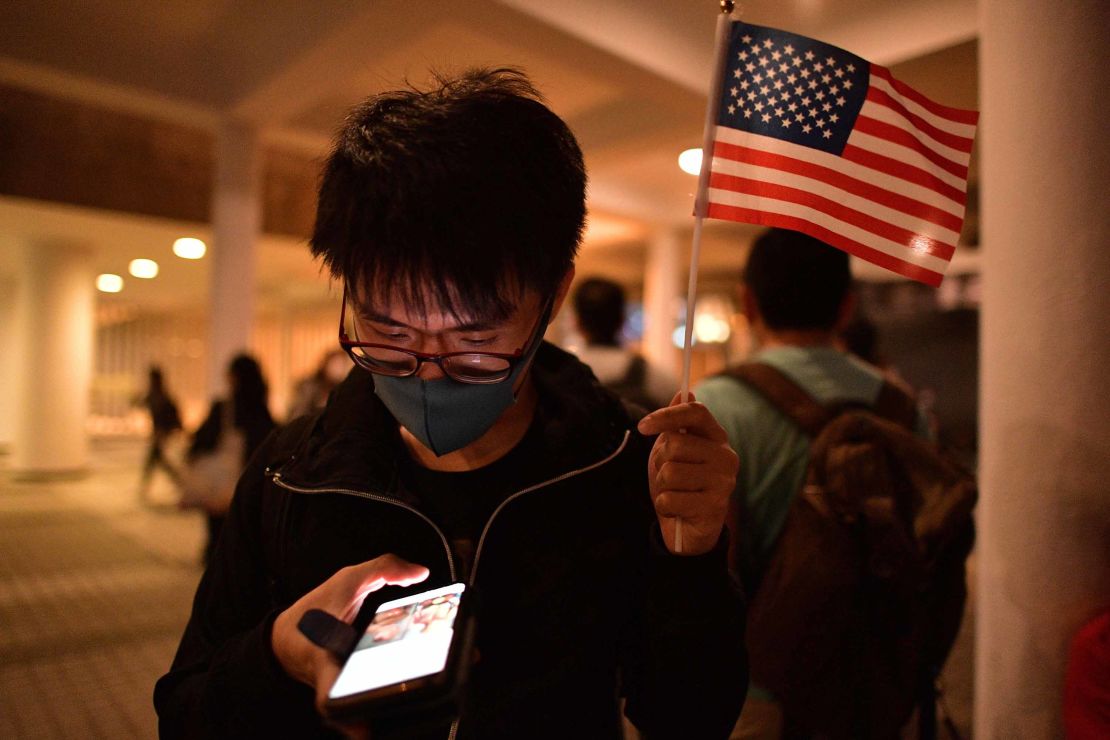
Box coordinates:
[722,362,833,437]
[872,376,919,431]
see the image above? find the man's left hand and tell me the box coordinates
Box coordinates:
[637,392,739,555]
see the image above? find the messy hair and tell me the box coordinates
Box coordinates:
[311,68,586,321]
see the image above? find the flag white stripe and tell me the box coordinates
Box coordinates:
[709,157,961,245]
[869,74,978,139]
[861,104,974,165]
[848,129,969,191]
[713,126,966,215]
[706,188,952,273]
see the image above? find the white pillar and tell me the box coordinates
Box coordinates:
[643,228,682,373]
[976,1,1110,738]
[11,241,94,476]
[0,276,18,452]
[207,121,261,399]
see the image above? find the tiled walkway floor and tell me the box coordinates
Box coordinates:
[0,437,975,738]
[0,438,205,739]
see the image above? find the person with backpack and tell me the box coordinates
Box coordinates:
[571,276,677,411]
[137,365,184,503]
[696,228,975,740]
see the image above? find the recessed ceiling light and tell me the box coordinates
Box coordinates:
[173,237,206,259]
[96,274,124,293]
[678,148,703,176]
[129,258,159,279]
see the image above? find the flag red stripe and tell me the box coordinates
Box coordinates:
[709,172,956,260]
[706,203,944,286]
[853,116,969,179]
[866,86,975,154]
[841,144,967,206]
[713,141,965,233]
[870,64,980,125]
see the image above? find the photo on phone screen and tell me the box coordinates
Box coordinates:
[328,583,466,702]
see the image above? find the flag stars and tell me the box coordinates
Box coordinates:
[754,101,765,111]
[788,102,798,112]
[728,104,736,115]
[766,68,778,79]
[753,73,764,83]
[730,86,739,97]
[843,80,854,90]
[815,91,826,101]
[825,56,836,66]
[787,73,797,84]
[830,113,840,123]
[805,50,815,60]
[836,96,847,106]
[846,63,856,72]
[822,129,833,139]
[808,107,818,118]
[822,74,832,84]
[779,62,790,74]
[792,56,803,67]
[743,108,753,118]
[808,79,818,89]
[782,118,793,128]
[760,85,770,95]
[795,112,805,122]
[741,34,752,44]
[745,62,756,72]
[763,38,774,49]
[800,68,811,79]
[801,96,812,106]
[816,118,826,128]
[773,79,784,91]
[802,123,813,133]
[734,68,742,79]
[834,68,845,78]
[784,44,795,54]
[741,80,751,90]
[749,44,761,54]
[794,86,805,96]
[761,113,772,123]
[738,51,749,61]
[822,102,832,112]
[830,84,840,94]
[774,107,784,117]
[747,91,758,101]
[758,56,770,67]
[771,50,782,61]
[814,61,825,72]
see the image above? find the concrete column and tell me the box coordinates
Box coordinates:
[643,228,682,376]
[0,276,18,452]
[207,121,261,399]
[976,1,1110,738]
[11,241,94,476]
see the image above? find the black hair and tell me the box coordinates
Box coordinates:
[743,228,851,331]
[227,354,269,429]
[311,68,586,322]
[573,277,626,346]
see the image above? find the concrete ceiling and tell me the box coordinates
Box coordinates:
[0,0,979,313]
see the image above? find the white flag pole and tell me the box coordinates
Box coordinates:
[675,1,735,554]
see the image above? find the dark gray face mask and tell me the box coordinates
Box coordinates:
[372,303,550,457]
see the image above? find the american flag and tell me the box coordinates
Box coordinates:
[706,22,978,286]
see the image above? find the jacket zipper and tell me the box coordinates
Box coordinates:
[269,428,631,740]
[269,472,458,581]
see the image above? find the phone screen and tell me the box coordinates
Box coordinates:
[328,583,466,700]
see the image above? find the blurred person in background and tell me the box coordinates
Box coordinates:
[136,365,184,503]
[286,348,352,420]
[184,353,276,564]
[570,276,677,411]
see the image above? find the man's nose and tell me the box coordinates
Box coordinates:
[415,359,446,380]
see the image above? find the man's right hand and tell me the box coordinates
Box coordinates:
[271,554,430,713]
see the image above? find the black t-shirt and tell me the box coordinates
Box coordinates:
[398,423,541,581]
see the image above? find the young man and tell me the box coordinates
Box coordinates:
[695,228,927,738]
[155,69,746,739]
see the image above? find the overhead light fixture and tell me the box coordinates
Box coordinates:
[173,237,206,259]
[129,258,159,279]
[678,148,703,176]
[96,274,124,293]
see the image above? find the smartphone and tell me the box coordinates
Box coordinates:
[325,583,473,721]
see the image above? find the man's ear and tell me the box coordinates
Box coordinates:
[550,265,577,325]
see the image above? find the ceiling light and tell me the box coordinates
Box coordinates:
[129,258,159,279]
[678,148,703,176]
[173,237,206,259]
[96,274,124,293]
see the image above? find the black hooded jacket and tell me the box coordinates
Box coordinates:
[154,343,747,739]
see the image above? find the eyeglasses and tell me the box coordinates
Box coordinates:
[338,287,551,384]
